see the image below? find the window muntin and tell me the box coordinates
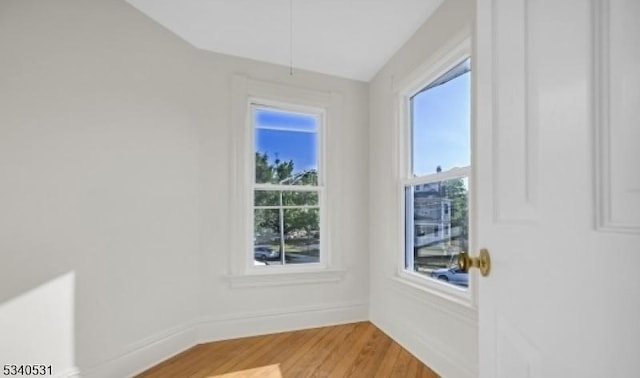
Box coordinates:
[252,105,323,266]
[404,58,471,289]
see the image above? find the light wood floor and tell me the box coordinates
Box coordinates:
[136,322,440,378]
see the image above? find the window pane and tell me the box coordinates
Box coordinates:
[283,208,320,264]
[406,177,469,289]
[282,191,319,206]
[411,58,471,176]
[254,209,282,263]
[254,108,318,185]
[254,208,320,266]
[254,190,281,207]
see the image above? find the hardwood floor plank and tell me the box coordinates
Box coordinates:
[304,322,371,378]
[157,336,262,378]
[136,345,201,377]
[181,341,247,377]
[405,355,419,377]
[299,323,359,378]
[135,322,440,378]
[155,335,257,376]
[239,326,330,375]
[373,340,401,378]
[344,327,392,377]
[195,332,295,377]
[325,322,378,377]
[389,347,413,377]
[223,332,296,372]
[210,364,282,378]
[419,363,439,378]
[279,325,339,376]
[283,324,355,377]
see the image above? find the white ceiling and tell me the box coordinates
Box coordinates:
[125,0,444,81]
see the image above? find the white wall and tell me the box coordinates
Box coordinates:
[0,273,77,378]
[195,17,371,353]
[368,1,478,377]
[0,0,369,376]
[0,0,202,375]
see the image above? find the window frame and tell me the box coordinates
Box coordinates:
[228,75,345,287]
[394,37,476,304]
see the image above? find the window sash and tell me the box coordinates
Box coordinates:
[391,38,475,303]
[251,104,325,188]
[400,173,473,296]
[251,103,325,269]
[252,190,323,266]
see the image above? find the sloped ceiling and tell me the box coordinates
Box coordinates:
[125,0,444,81]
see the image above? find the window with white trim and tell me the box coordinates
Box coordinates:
[402,57,471,290]
[228,76,344,286]
[252,104,324,267]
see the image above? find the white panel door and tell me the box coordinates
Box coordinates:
[475,0,640,377]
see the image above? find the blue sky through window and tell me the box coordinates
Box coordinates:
[412,62,470,176]
[256,110,317,132]
[254,108,318,174]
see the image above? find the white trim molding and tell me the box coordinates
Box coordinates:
[226,269,346,288]
[196,301,368,344]
[229,74,346,278]
[80,322,197,378]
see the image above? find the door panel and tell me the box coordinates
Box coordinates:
[491,0,538,223]
[476,0,640,377]
[596,0,640,231]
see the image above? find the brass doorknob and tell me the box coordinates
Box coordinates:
[458,249,491,277]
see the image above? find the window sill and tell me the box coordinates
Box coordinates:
[226,268,346,288]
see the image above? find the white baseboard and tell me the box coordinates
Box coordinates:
[81,322,197,378]
[81,301,368,378]
[371,315,477,378]
[196,301,369,343]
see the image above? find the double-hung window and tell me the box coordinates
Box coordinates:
[401,56,472,291]
[229,75,344,286]
[252,104,324,267]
